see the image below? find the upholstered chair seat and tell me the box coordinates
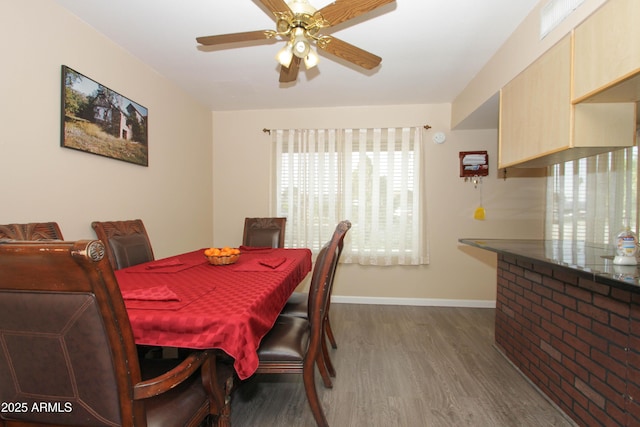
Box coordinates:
[140,360,209,426]
[281,292,307,317]
[258,315,310,361]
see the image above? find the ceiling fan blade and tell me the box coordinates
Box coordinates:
[196,30,272,46]
[319,37,381,70]
[259,0,291,16]
[279,57,301,83]
[317,0,395,27]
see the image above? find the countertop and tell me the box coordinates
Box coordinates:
[459,238,640,291]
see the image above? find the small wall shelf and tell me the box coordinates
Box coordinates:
[459,151,488,178]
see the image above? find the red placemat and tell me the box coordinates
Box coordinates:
[232,256,289,271]
[124,257,205,273]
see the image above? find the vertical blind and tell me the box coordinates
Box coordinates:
[545,146,638,244]
[272,127,428,266]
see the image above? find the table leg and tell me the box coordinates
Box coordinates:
[202,351,235,427]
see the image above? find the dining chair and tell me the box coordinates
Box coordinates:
[279,221,349,387]
[242,217,287,248]
[91,218,155,270]
[0,222,63,240]
[254,220,351,427]
[91,219,163,359]
[0,239,217,427]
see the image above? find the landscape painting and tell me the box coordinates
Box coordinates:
[61,65,148,166]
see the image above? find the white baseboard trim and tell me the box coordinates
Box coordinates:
[331,295,496,308]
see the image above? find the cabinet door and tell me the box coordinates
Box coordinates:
[499,36,571,169]
[573,0,640,102]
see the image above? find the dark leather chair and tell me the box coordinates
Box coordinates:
[91,219,165,360]
[255,220,351,427]
[0,239,216,427]
[92,219,155,270]
[0,222,63,240]
[279,222,349,387]
[242,217,286,248]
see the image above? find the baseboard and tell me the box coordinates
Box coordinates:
[331,295,496,308]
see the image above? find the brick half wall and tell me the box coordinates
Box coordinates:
[495,253,640,426]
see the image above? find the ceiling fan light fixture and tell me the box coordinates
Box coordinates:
[276,43,294,68]
[304,48,319,69]
[293,39,310,58]
[197,0,393,82]
[291,28,310,58]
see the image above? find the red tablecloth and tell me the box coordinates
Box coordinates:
[115,247,312,380]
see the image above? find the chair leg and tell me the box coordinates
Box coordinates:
[316,349,333,388]
[202,352,234,427]
[325,316,337,349]
[303,359,329,427]
[321,332,336,378]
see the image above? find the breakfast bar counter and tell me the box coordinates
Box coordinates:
[459,239,640,290]
[459,239,640,427]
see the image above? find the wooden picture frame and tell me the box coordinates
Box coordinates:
[61,65,148,166]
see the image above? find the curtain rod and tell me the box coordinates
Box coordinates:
[262,125,432,135]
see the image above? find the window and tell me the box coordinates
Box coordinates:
[545,146,638,244]
[272,127,427,266]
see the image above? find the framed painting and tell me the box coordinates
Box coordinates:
[61,65,148,166]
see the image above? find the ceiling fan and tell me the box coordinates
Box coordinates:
[196,0,395,83]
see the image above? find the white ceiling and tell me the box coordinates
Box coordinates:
[53,0,539,113]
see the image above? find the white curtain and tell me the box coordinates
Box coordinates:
[273,127,427,266]
[545,147,637,244]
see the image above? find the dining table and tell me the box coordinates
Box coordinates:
[114,245,312,426]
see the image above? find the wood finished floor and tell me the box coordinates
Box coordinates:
[230,304,575,427]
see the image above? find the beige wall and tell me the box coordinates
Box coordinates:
[0,1,214,258]
[2,1,549,305]
[212,105,545,304]
[452,0,608,129]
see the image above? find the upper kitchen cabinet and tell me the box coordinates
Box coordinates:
[573,0,640,103]
[499,32,636,169]
[499,36,571,168]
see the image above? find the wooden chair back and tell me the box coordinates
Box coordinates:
[91,219,155,270]
[0,222,63,240]
[255,220,351,427]
[0,240,211,427]
[242,217,287,248]
[0,240,144,425]
[307,221,350,346]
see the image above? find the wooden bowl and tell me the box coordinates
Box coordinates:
[205,253,240,266]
